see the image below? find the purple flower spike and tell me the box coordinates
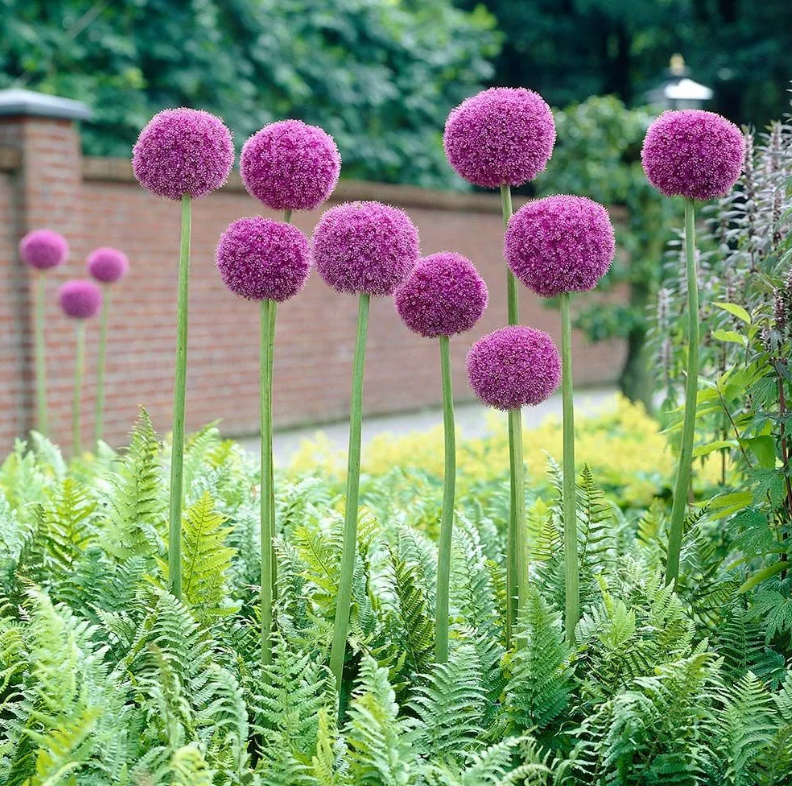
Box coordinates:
[87,247,129,284]
[466,325,560,411]
[132,108,234,200]
[216,217,310,302]
[395,252,488,338]
[59,280,103,320]
[443,87,556,189]
[312,201,419,297]
[19,229,68,271]
[505,195,615,298]
[241,120,341,212]
[641,109,745,200]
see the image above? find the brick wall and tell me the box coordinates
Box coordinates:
[0,109,626,452]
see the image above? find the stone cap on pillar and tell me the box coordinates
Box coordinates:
[0,88,91,121]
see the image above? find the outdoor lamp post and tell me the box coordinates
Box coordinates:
[646,54,713,110]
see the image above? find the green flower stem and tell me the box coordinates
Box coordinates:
[260,298,277,669]
[94,286,111,449]
[72,321,86,456]
[500,183,519,648]
[508,406,528,620]
[34,273,49,435]
[667,198,699,585]
[330,292,370,691]
[435,334,456,663]
[560,292,579,643]
[168,193,192,601]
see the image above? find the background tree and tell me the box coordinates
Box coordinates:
[0,0,500,188]
[460,0,792,129]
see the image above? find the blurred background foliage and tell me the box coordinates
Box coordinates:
[0,0,500,188]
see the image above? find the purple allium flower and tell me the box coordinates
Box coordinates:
[19,229,68,271]
[216,217,310,302]
[505,195,615,298]
[241,120,341,212]
[58,280,103,320]
[466,325,561,411]
[443,87,556,189]
[312,201,419,297]
[86,247,129,284]
[132,108,234,200]
[395,252,488,338]
[641,110,745,200]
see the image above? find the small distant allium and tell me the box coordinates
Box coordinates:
[395,252,488,338]
[19,229,68,271]
[87,247,129,284]
[59,280,103,320]
[505,195,615,298]
[132,108,234,200]
[466,325,560,411]
[443,87,556,189]
[216,217,310,302]
[312,201,419,296]
[241,120,341,211]
[641,110,745,200]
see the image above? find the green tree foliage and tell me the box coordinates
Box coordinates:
[460,0,792,129]
[0,0,500,187]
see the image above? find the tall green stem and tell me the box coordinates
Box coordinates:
[330,293,370,691]
[34,274,48,435]
[435,334,456,663]
[508,406,528,619]
[500,183,519,648]
[560,292,579,642]
[260,299,277,669]
[667,198,699,585]
[94,286,111,448]
[72,321,85,456]
[168,193,192,600]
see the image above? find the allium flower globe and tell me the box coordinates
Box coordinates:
[466,326,561,411]
[59,280,103,320]
[312,201,419,296]
[87,247,129,284]
[443,87,556,189]
[19,229,68,271]
[641,109,745,200]
[132,108,234,200]
[505,195,615,298]
[216,217,310,302]
[241,120,341,212]
[395,252,488,338]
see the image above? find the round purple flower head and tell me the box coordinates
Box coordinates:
[641,109,745,200]
[19,229,68,271]
[466,325,561,411]
[132,108,234,200]
[312,201,419,297]
[87,247,129,284]
[216,217,310,302]
[241,120,341,212]
[395,252,488,338]
[443,87,556,189]
[505,195,615,298]
[58,280,103,320]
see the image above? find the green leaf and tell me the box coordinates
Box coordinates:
[740,436,777,469]
[712,328,748,346]
[692,439,738,458]
[739,561,790,593]
[714,302,752,324]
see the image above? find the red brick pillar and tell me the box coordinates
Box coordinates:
[0,89,90,449]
